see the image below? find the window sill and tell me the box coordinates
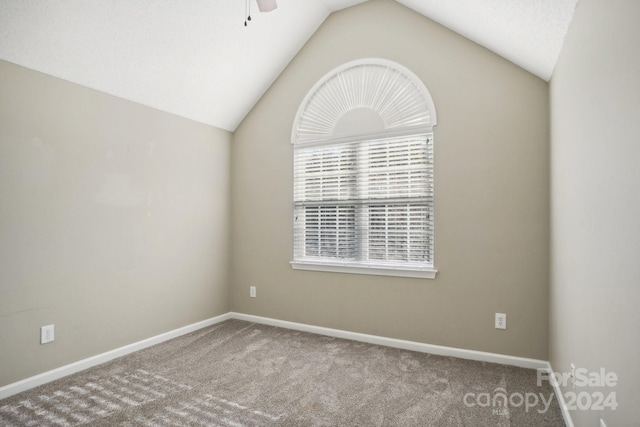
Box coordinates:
[290,261,437,279]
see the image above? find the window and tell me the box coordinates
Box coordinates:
[291,59,437,279]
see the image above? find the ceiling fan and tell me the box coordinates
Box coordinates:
[245,0,278,26]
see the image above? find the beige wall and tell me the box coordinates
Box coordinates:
[231,0,550,359]
[0,60,231,387]
[550,0,640,425]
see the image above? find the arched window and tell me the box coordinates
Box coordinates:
[291,59,437,278]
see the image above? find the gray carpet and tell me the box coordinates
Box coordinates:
[0,319,565,426]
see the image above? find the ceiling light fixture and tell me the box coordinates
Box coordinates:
[245,0,277,26]
[256,0,278,12]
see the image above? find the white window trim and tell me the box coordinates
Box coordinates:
[291,58,438,279]
[291,260,437,279]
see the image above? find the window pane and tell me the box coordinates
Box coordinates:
[361,136,431,200]
[294,144,356,202]
[367,203,432,264]
[295,205,356,260]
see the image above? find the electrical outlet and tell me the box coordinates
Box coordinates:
[495,313,506,329]
[41,324,54,344]
[250,286,256,298]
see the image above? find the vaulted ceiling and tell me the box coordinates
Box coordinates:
[0,0,578,132]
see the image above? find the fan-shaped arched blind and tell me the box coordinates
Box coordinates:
[293,59,437,144]
[291,59,437,279]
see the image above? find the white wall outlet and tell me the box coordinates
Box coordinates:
[250,286,256,298]
[41,324,54,344]
[495,313,506,329]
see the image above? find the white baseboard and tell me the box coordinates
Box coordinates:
[543,362,575,427]
[0,311,552,402]
[230,312,549,370]
[0,313,232,400]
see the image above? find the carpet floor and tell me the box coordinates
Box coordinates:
[0,319,565,426]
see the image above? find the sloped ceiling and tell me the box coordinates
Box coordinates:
[0,0,577,132]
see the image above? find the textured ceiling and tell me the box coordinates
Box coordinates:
[0,0,578,131]
[397,0,579,81]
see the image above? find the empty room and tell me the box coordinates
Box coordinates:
[0,0,638,426]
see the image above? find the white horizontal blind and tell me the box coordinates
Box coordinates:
[293,134,433,268]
